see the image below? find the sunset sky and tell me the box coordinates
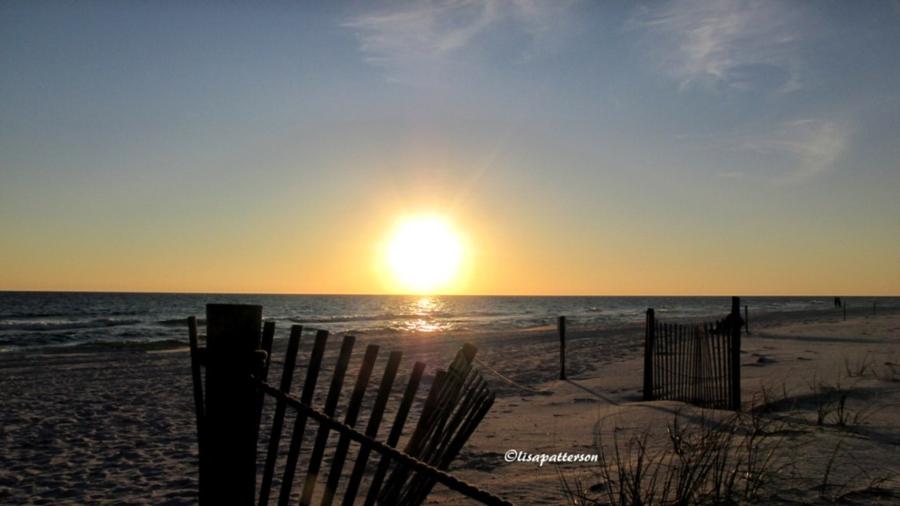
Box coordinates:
[2,1,899,295]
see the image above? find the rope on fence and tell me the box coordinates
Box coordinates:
[473,357,554,396]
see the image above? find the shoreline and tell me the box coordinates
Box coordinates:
[3,295,896,355]
[8,302,893,351]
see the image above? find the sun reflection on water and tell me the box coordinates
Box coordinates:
[397,296,450,333]
[415,296,437,312]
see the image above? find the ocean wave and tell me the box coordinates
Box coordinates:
[288,310,518,325]
[74,338,186,350]
[0,318,142,332]
[289,313,430,324]
[157,318,205,327]
[0,337,186,353]
[0,311,70,319]
[289,315,383,324]
[107,310,149,316]
[0,332,74,346]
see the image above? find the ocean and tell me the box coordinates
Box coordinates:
[1,292,896,351]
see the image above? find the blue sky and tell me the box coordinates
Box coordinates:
[1,1,898,294]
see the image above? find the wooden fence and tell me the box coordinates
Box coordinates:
[188,303,510,506]
[642,297,743,410]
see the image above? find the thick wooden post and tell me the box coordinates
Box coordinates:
[643,309,655,401]
[558,316,567,380]
[729,297,741,410]
[201,304,262,505]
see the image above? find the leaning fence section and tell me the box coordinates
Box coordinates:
[187,303,510,506]
[643,297,743,411]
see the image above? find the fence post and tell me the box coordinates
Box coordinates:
[729,297,741,410]
[558,316,567,380]
[643,309,655,401]
[744,304,750,335]
[201,304,262,505]
[843,303,847,321]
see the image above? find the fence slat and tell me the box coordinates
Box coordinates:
[703,324,712,407]
[705,324,712,407]
[655,320,660,398]
[718,323,727,407]
[378,370,450,503]
[253,321,277,452]
[384,346,480,504]
[730,316,742,410]
[661,323,667,400]
[187,316,204,448]
[278,330,329,506]
[321,344,380,506]
[699,324,707,407]
[341,351,403,506]
[677,324,683,401]
[415,345,478,454]
[259,325,302,506]
[690,325,696,405]
[363,362,426,506]
[666,324,672,401]
[679,325,685,402]
[415,370,480,466]
[402,383,494,504]
[672,325,683,399]
[668,324,674,401]
[658,323,664,399]
[710,324,719,407]
[299,335,356,506]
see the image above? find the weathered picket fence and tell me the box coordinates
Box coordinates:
[187,304,510,506]
[642,297,743,410]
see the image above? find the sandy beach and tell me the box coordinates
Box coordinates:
[5,1,900,504]
[1,307,899,504]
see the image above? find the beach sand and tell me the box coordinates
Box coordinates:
[437,311,900,504]
[1,308,899,504]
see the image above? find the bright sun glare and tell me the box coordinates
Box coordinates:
[386,216,463,294]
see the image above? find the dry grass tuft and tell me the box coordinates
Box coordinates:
[560,409,795,505]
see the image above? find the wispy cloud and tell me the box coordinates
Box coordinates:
[719,119,849,182]
[632,2,853,181]
[343,0,577,83]
[632,0,813,92]
[751,119,848,181]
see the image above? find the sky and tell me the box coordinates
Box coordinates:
[1,0,899,295]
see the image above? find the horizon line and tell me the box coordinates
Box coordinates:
[0,289,897,298]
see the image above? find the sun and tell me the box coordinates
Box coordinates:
[386,215,463,294]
